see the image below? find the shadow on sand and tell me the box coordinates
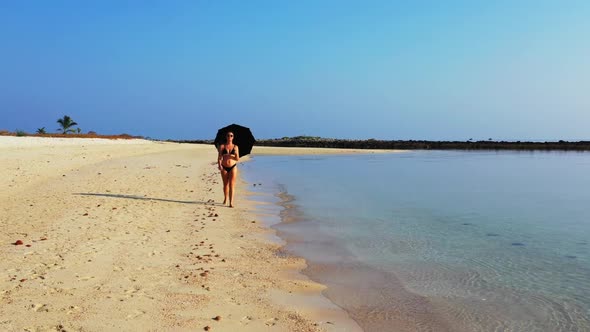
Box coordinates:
[74,192,210,205]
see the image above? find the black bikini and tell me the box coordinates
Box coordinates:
[222,146,237,172]
[222,146,235,155]
[223,164,236,172]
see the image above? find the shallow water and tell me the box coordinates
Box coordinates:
[241,150,590,331]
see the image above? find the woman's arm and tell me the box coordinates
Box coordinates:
[232,146,240,162]
[217,145,224,170]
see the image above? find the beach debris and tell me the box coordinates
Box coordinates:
[251,220,256,223]
[83,213,89,216]
[13,240,24,245]
[25,244,31,247]
[20,278,26,282]
[204,326,211,331]
[213,315,221,321]
[40,237,48,241]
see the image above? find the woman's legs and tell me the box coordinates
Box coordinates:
[228,167,237,207]
[220,169,229,204]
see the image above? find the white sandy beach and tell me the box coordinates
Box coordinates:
[0,136,364,332]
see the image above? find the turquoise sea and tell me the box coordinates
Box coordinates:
[241,150,590,332]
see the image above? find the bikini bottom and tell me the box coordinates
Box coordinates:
[223,164,236,172]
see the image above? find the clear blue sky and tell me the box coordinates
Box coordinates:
[1,1,589,140]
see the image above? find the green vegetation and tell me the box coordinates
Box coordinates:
[252,137,590,151]
[176,137,590,152]
[290,135,323,140]
[56,115,78,134]
[0,125,140,140]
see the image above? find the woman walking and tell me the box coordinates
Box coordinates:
[217,131,240,207]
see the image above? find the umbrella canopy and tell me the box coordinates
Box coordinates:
[214,124,256,157]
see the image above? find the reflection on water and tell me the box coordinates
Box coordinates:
[242,151,590,331]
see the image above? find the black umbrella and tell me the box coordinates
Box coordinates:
[214,124,256,157]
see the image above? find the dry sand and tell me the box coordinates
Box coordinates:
[0,137,365,332]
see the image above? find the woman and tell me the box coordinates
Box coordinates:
[218,131,240,207]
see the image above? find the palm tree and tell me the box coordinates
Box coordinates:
[36,127,46,134]
[57,115,78,134]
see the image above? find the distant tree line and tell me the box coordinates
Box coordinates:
[173,137,590,151]
[1,115,141,139]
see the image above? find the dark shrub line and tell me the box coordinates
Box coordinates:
[173,138,590,151]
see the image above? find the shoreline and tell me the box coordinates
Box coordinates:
[242,150,590,331]
[239,182,363,331]
[0,136,366,331]
[241,153,450,332]
[268,188,454,331]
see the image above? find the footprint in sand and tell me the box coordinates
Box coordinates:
[124,286,142,297]
[126,310,147,319]
[240,316,254,324]
[265,318,279,326]
[66,305,81,315]
[30,303,50,312]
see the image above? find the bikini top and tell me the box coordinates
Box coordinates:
[222,146,236,155]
